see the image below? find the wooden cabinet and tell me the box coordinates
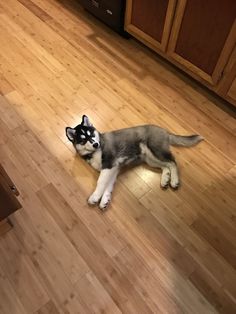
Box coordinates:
[125,0,176,52]
[168,0,236,85]
[0,164,21,235]
[125,0,236,105]
[216,46,236,105]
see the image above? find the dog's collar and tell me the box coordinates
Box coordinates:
[81,153,94,161]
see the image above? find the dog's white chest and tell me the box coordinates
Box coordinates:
[87,150,102,171]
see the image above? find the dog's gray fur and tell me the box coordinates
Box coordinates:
[66,115,203,210]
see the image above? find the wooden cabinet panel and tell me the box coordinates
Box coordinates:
[228,78,236,102]
[214,44,236,106]
[168,0,236,85]
[131,0,169,43]
[125,0,176,52]
[0,164,21,221]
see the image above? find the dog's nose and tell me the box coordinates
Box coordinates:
[93,143,99,148]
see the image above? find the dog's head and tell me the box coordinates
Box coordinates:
[66,115,100,156]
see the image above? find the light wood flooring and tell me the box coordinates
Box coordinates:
[0,0,236,313]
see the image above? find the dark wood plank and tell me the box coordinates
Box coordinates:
[191,215,236,270]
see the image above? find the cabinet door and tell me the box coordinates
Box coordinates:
[125,0,176,52]
[168,0,236,85]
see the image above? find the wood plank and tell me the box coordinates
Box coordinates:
[38,188,153,313]
[18,0,52,22]
[191,215,236,270]
[0,232,49,313]
[0,74,14,95]
[114,246,215,314]
[0,264,27,314]
[189,266,236,314]
[35,300,60,314]
[114,245,185,313]
[75,271,122,314]
[37,183,126,258]
[11,210,89,313]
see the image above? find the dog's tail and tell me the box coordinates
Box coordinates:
[169,133,204,147]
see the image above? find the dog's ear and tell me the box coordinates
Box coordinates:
[81,115,92,127]
[66,127,76,142]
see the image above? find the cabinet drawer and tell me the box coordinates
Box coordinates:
[79,0,126,32]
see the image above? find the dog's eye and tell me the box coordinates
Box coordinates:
[76,135,86,144]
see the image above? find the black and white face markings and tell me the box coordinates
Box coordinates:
[65,115,100,156]
[76,125,96,145]
[74,125,100,155]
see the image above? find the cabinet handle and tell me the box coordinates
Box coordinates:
[10,185,19,196]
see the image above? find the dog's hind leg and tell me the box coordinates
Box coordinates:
[160,167,171,189]
[141,144,179,189]
[151,150,180,189]
[168,161,179,189]
[144,156,171,188]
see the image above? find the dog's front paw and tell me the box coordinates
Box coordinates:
[160,171,171,189]
[170,177,180,189]
[87,193,100,206]
[99,193,111,211]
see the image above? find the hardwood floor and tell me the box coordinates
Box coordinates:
[0,0,236,313]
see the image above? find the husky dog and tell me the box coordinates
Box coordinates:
[66,115,203,210]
